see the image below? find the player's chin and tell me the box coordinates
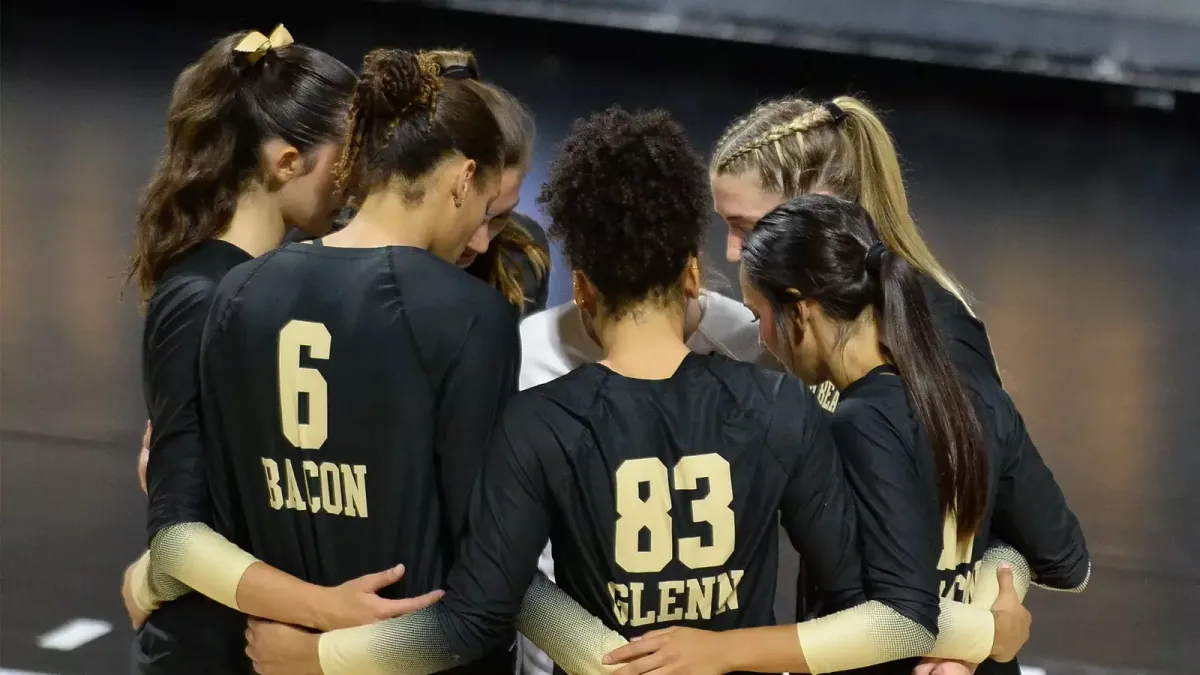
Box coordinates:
[455,252,478,269]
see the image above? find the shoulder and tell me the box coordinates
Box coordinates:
[498,370,598,444]
[404,253,518,325]
[831,387,913,464]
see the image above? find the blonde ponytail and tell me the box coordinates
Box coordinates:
[713,94,971,310]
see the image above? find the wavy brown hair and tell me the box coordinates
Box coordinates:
[429,49,548,310]
[129,31,355,301]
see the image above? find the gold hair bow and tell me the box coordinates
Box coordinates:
[234,24,294,65]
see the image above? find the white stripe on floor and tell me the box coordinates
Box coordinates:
[1022,668,1047,675]
[34,617,112,651]
[1,669,56,675]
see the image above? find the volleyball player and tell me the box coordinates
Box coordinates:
[604,195,1089,675]
[240,106,1034,675]
[119,26,360,674]
[124,47,527,673]
[427,51,552,317]
[711,96,999,386]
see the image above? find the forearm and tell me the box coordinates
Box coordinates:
[925,545,1033,661]
[516,572,625,675]
[318,606,461,675]
[726,600,935,674]
[144,522,330,629]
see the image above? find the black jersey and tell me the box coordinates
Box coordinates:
[316,353,868,674]
[136,239,253,675]
[196,242,519,673]
[199,241,519,590]
[831,365,1090,675]
[924,280,1001,386]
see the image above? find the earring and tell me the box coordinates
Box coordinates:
[453,195,464,208]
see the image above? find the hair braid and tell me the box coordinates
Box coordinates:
[721,106,835,168]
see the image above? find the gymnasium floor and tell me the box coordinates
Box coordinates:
[2,3,1197,674]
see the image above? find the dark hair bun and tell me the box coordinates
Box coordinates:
[358,48,441,119]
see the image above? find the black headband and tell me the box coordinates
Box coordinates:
[439,64,479,80]
[823,101,848,125]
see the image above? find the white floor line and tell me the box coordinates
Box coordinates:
[1,669,56,675]
[34,617,112,651]
[1021,667,1048,675]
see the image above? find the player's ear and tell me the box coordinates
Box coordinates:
[681,255,701,300]
[784,288,808,342]
[572,271,597,316]
[452,159,477,205]
[263,139,305,187]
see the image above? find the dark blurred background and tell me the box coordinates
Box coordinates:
[2,1,1197,674]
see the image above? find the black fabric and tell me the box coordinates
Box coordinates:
[137,238,254,674]
[198,242,520,673]
[829,362,1088,675]
[426,354,863,672]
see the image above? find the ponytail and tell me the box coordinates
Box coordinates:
[713,94,972,310]
[130,28,355,302]
[871,246,987,543]
[743,195,987,544]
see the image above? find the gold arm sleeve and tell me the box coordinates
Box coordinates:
[795,600,935,674]
[127,549,171,613]
[317,607,461,675]
[924,544,1033,661]
[970,543,1033,606]
[148,522,258,610]
[516,572,626,675]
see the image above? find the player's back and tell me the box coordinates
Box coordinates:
[200,242,519,598]
[521,352,848,638]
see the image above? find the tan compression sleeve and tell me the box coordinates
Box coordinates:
[516,572,626,675]
[317,606,461,675]
[147,522,259,610]
[795,600,935,674]
[925,543,1033,660]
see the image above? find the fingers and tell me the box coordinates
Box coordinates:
[604,635,667,665]
[383,589,445,618]
[611,652,669,675]
[353,564,406,592]
[994,564,1018,607]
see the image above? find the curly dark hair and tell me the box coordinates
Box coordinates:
[538,106,708,318]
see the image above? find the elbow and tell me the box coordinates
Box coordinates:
[1035,557,1091,593]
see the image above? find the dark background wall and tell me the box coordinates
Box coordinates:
[1,2,1197,674]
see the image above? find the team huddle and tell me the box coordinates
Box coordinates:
[121,23,1091,675]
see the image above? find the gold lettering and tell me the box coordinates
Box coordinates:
[658,580,685,622]
[262,458,283,510]
[629,582,656,626]
[715,570,745,614]
[341,464,367,518]
[302,460,321,513]
[685,576,716,620]
[608,583,630,626]
[283,458,307,511]
[320,462,343,516]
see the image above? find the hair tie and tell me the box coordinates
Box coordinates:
[234,24,294,65]
[823,101,848,126]
[864,242,888,276]
[439,64,478,80]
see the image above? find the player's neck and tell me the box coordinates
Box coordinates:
[327,190,445,251]
[825,317,888,390]
[596,305,691,380]
[218,187,287,257]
